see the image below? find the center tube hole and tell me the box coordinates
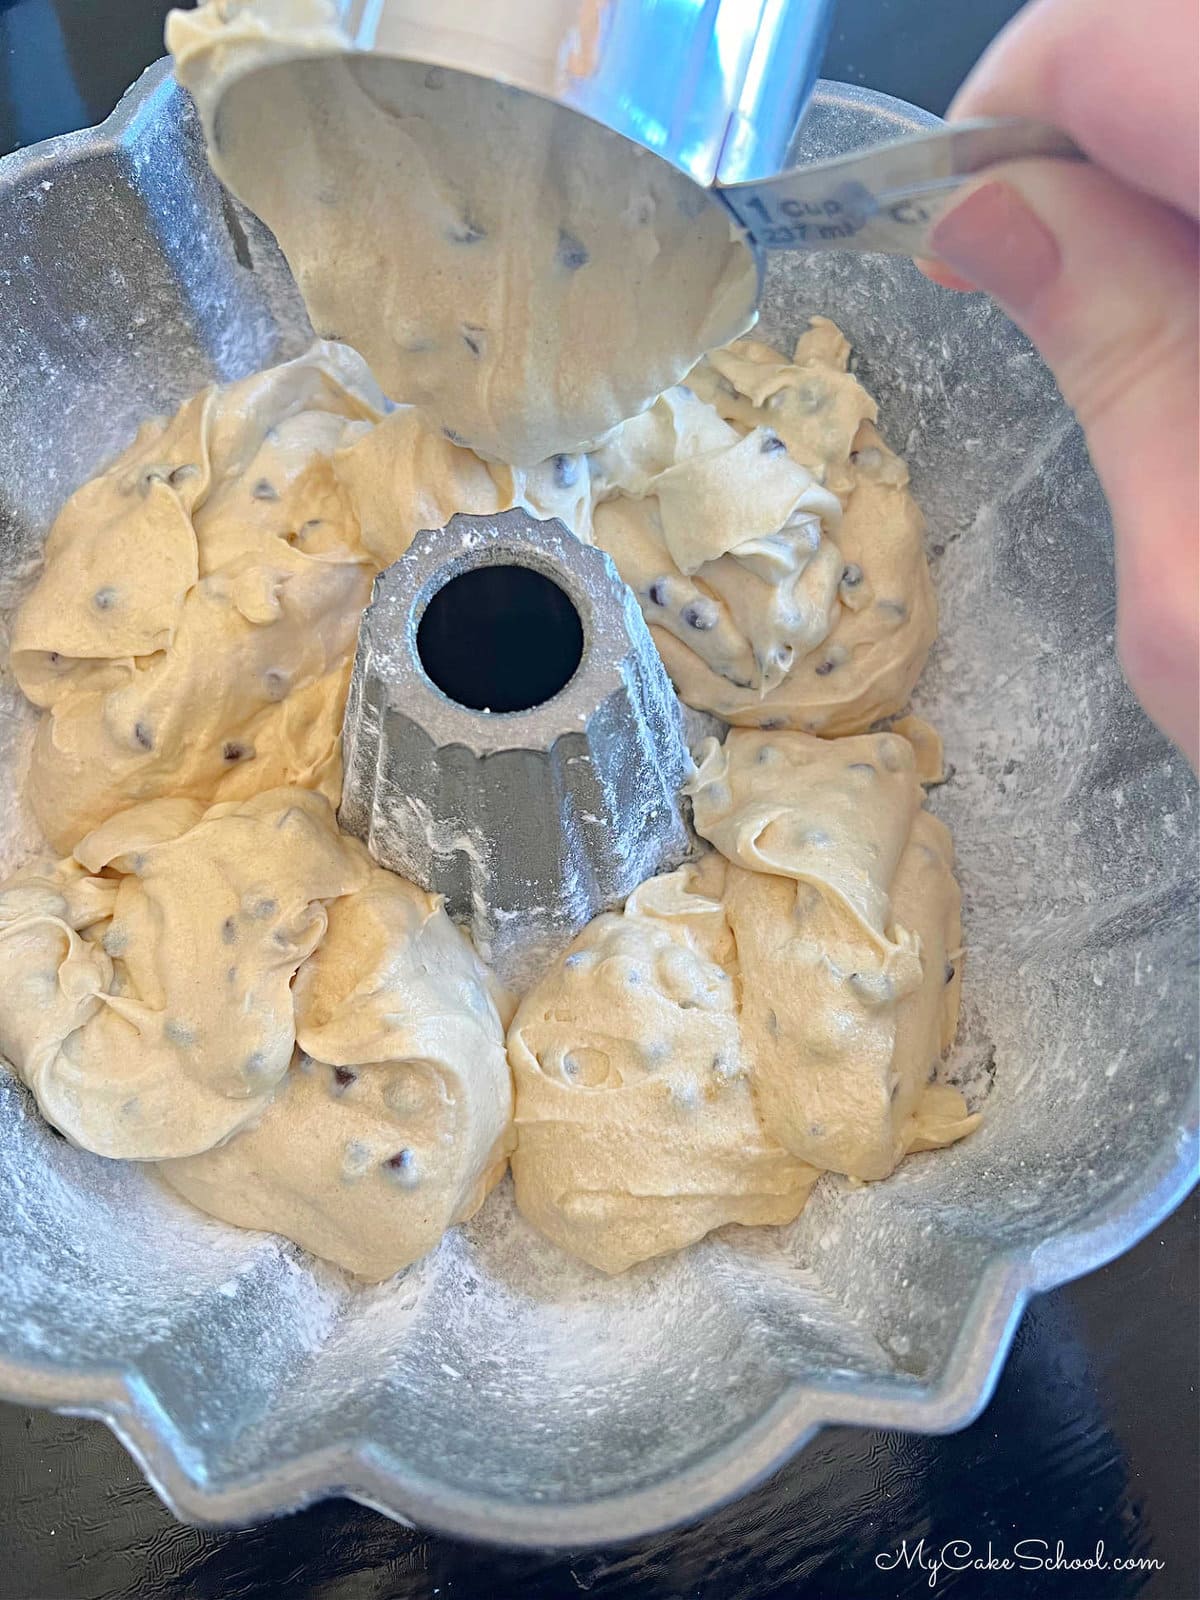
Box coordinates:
[417,563,584,714]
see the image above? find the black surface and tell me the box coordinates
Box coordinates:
[1,3,1198,1597]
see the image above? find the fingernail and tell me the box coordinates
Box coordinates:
[930,180,1061,308]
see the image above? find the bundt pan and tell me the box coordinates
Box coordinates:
[0,62,1196,1546]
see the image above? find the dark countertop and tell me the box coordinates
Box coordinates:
[2,4,1198,1596]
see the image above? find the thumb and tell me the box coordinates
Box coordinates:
[925,159,1199,766]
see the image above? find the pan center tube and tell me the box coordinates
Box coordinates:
[338,508,693,985]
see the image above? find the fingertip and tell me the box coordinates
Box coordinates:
[916,258,978,293]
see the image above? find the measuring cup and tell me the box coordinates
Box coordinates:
[323,0,1080,259]
[175,0,1080,460]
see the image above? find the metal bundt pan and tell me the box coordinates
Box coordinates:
[0,62,1196,1545]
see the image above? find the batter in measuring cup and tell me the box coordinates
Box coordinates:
[167,0,758,465]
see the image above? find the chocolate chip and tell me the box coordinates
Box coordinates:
[47,651,61,665]
[814,659,837,677]
[945,963,956,984]
[383,1148,419,1185]
[647,579,670,607]
[759,717,787,731]
[222,741,251,762]
[133,721,154,751]
[461,324,485,357]
[761,433,786,454]
[840,563,863,588]
[251,479,278,502]
[333,1066,357,1091]
[447,219,486,244]
[556,230,589,271]
[443,427,467,446]
[93,586,118,611]
[682,599,718,631]
[263,668,289,702]
[221,917,237,945]
[553,454,579,489]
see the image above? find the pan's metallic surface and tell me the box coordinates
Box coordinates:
[0,64,1195,1547]
[339,507,690,983]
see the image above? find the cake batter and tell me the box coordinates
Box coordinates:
[167,0,758,465]
[593,319,937,733]
[12,345,593,850]
[510,726,977,1271]
[510,858,820,1274]
[1,314,972,1274]
[161,865,513,1279]
[0,787,366,1159]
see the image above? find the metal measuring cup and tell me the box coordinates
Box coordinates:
[174,0,1079,459]
[322,0,1080,262]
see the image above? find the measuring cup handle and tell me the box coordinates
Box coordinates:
[714,118,1084,257]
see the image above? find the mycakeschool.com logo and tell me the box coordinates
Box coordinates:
[874,1538,1165,1589]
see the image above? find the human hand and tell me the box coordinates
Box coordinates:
[920,0,1199,768]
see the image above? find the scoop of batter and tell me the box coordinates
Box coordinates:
[160,865,513,1280]
[0,788,365,1160]
[168,0,758,465]
[12,344,592,853]
[11,346,384,852]
[689,728,978,1179]
[510,857,819,1274]
[591,387,846,700]
[593,319,936,734]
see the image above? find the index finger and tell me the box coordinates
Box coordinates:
[950,0,1199,220]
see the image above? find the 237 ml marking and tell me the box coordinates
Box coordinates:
[737,193,934,247]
